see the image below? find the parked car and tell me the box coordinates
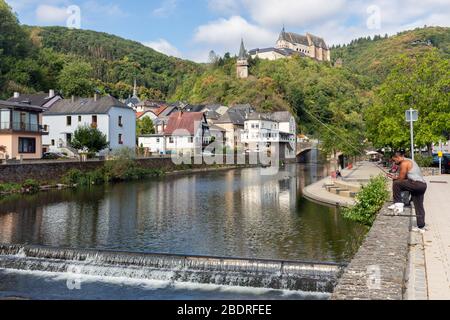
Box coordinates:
[432,154,450,173]
[202,150,215,157]
[443,155,450,174]
[42,152,67,160]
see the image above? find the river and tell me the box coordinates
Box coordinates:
[0,163,366,300]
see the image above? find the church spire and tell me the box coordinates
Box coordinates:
[238,38,247,60]
[278,25,287,41]
[133,78,137,97]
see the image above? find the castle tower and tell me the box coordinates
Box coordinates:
[236,38,249,79]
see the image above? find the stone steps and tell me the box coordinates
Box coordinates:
[324,184,358,199]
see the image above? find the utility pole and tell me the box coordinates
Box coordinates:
[410,110,415,161]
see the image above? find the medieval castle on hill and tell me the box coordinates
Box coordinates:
[237,27,331,79]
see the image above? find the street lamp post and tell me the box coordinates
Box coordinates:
[406,108,418,161]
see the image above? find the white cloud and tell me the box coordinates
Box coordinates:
[153,0,177,17]
[35,4,69,24]
[194,16,277,53]
[242,0,347,28]
[8,0,67,12]
[204,0,450,47]
[143,39,181,57]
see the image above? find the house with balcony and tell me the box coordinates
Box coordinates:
[241,112,296,159]
[138,111,211,156]
[271,111,297,159]
[43,96,136,155]
[0,100,48,160]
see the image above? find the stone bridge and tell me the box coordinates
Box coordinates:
[296,140,319,162]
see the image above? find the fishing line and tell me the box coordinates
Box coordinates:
[297,104,392,175]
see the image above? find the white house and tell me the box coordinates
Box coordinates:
[43,96,136,154]
[138,111,211,156]
[241,112,296,159]
[271,111,297,159]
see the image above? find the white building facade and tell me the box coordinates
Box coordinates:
[138,112,211,156]
[241,113,296,159]
[43,96,136,154]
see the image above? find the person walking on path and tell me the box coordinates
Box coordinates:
[388,151,428,232]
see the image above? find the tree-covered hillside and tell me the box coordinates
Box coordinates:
[172,26,449,155]
[0,0,203,100]
[1,0,449,155]
[332,26,450,86]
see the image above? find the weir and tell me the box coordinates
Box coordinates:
[0,244,345,293]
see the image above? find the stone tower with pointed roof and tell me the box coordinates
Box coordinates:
[236,39,249,79]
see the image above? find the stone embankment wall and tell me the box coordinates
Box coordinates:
[332,205,411,300]
[0,157,253,184]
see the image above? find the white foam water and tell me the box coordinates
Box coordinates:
[0,244,343,294]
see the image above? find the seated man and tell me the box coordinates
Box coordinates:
[388,151,428,232]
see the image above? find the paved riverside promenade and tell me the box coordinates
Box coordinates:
[303,161,384,207]
[421,175,450,299]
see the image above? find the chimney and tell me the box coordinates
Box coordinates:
[71,95,75,103]
[94,93,98,102]
[49,89,55,98]
[13,92,20,99]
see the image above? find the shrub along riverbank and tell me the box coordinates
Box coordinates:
[342,175,389,226]
[0,154,252,197]
[0,158,165,197]
[62,158,165,187]
[0,179,41,195]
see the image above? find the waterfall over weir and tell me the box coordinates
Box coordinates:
[0,244,345,293]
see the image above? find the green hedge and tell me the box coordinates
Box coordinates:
[62,159,165,187]
[343,175,389,226]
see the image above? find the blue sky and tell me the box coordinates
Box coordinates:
[6,0,450,62]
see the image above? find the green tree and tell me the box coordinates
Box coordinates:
[0,0,32,95]
[0,0,30,57]
[58,60,94,97]
[366,50,450,153]
[136,117,155,137]
[71,126,109,153]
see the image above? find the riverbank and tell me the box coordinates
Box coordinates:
[302,162,383,207]
[0,157,260,198]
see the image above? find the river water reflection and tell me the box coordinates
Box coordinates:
[0,164,366,263]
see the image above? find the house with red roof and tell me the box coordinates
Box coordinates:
[138,111,212,156]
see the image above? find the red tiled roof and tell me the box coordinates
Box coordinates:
[136,112,145,119]
[164,112,204,136]
[153,105,169,116]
